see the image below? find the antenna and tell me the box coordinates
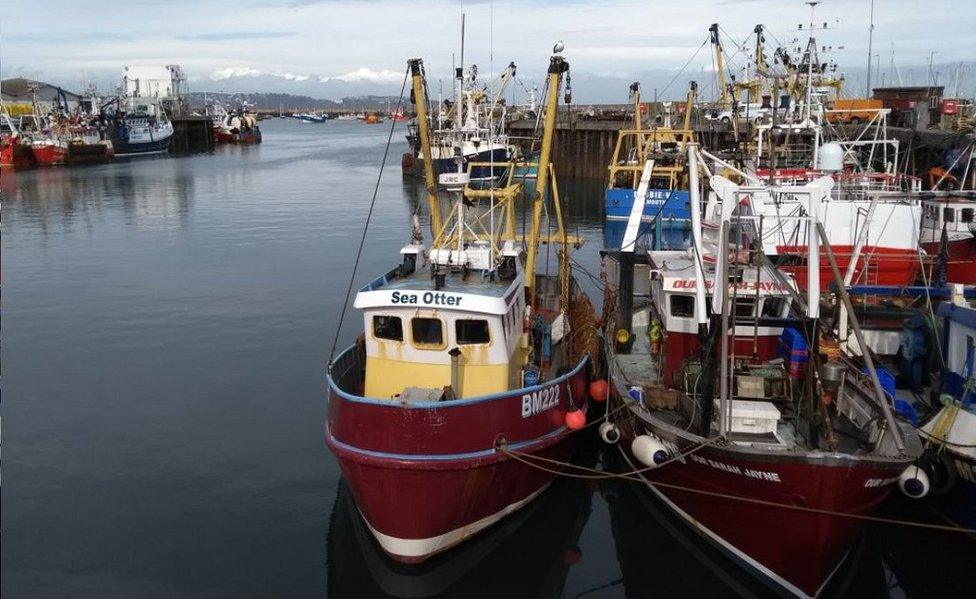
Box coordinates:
[866,0,874,96]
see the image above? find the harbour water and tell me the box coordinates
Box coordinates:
[1,119,969,598]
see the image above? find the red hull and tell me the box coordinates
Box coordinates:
[776,244,920,289]
[214,127,262,144]
[921,236,976,284]
[32,143,67,167]
[326,346,589,562]
[614,403,913,597]
[1,139,36,170]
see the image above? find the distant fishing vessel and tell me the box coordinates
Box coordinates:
[30,136,68,166]
[294,113,327,123]
[19,114,68,167]
[208,100,262,144]
[416,60,518,180]
[103,96,173,156]
[326,52,596,563]
[0,111,35,170]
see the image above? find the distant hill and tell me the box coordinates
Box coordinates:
[186,91,400,112]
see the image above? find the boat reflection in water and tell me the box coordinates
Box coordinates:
[603,475,895,599]
[326,473,592,598]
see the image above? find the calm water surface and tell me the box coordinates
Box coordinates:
[1,119,966,598]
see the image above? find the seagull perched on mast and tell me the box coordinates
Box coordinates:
[553,40,565,54]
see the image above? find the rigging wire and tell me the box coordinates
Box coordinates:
[327,66,411,365]
[660,38,708,99]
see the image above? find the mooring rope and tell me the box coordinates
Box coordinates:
[327,67,411,365]
[496,440,976,535]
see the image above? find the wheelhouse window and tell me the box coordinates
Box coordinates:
[962,208,974,223]
[373,315,403,341]
[456,319,490,344]
[411,317,444,347]
[762,297,786,318]
[670,295,695,318]
[734,298,756,318]
[944,207,955,223]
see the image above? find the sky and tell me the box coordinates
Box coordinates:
[1,0,973,102]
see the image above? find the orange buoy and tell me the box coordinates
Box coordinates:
[565,408,586,430]
[589,379,609,403]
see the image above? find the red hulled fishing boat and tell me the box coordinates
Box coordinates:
[1,112,35,170]
[30,138,68,166]
[919,192,976,283]
[326,53,596,563]
[604,144,924,598]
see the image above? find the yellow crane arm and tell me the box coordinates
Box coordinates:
[408,59,443,239]
[524,55,568,298]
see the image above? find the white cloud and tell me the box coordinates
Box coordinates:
[321,67,403,83]
[210,67,263,80]
[273,71,310,82]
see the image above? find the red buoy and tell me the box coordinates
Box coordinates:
[565,408,586,430]
[562,547,582,565]
[589,379,609,403]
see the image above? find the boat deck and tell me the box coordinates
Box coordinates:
[612,316,663,389]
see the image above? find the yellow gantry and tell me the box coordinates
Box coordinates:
[408,58,443,240]
[524,55,568,299]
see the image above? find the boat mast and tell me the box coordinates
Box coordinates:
[681,81,698,132]
[630,82,643,154]
[709,24,731,110]
[455,13,465,131]
[524,53,569,298]
[408,59,443,239]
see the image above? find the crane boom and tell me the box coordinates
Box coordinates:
[709,23,731,109]
[408,59,443,239]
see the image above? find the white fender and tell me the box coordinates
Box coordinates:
[631,434,670,468]
[599,422,620,445]
[898,465,930,499]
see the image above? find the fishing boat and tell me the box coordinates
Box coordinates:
[709,13,923,291]
[603,143,924,598]
[14,113,68,167]
[325,53,597,564]
[29,133,68,167]
[1,111,36,170]
[64,120,114,166]
[294,113,327,123]
[418,61,518,181]
[213,106,262,144]
[104,96,173,156]
[604,81,697,248]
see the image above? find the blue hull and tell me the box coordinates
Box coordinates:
[110,135,172,156]
[605,188,691,221]
[603,219,691,251]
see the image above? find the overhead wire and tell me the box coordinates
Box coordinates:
[327,66,411,364]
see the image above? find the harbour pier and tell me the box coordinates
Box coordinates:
[170,115,215,154]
